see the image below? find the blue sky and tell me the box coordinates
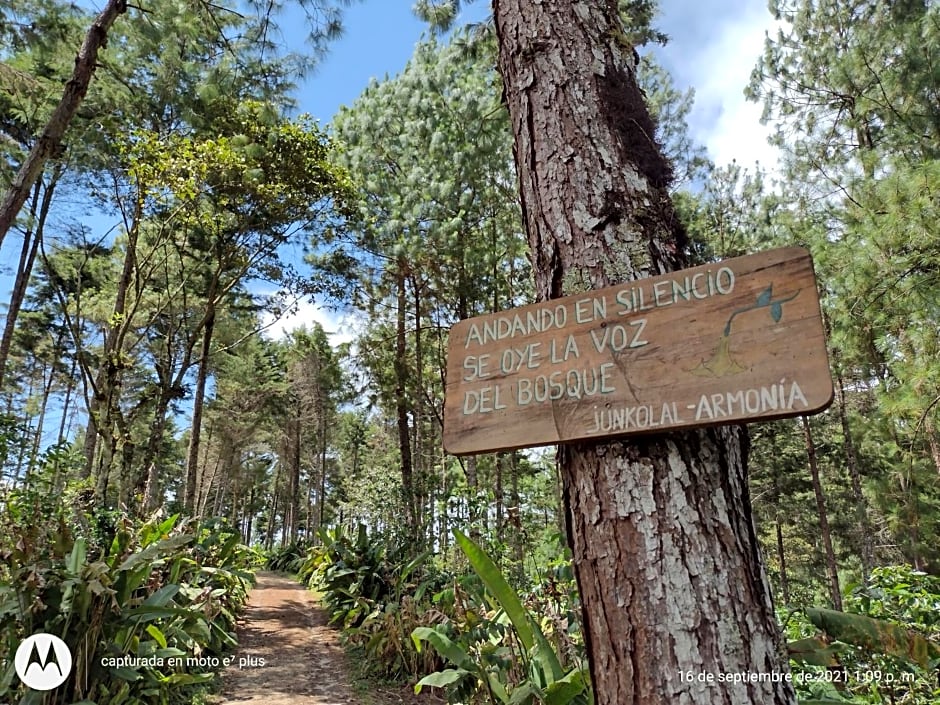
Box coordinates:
[2,0,785,445]
[290,0,780,167]
[265,0,782,340]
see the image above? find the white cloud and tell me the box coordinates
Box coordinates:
[260,299,358,346]
[679,4,783,172]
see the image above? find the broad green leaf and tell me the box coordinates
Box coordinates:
[453,529,534,652]
[0,661,17,694]
[124,606,191,623]
[143,583,180,607]
[400,549,431,582]
[806,607,940,668]
[67,538,87,574]
[508,681,539,705]
[544,668,590,705]
[110,666,143,681]
[485,672,511,704]
[455,529,566,681]
[118,535,193,571]
[414,668,468,693]
[145,625,167,649]
[411,626,475,671]
[158,672,214,685]
[529,636,567,683]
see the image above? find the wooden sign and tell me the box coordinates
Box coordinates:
[443,247,833,455]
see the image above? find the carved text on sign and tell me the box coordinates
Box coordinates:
[443,247,833,455]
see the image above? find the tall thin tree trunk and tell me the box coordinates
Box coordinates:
[464,455,479,537]
[87,197,141,498]
[245,486,255,544]
[495,453,505,542]
[394,265,416,534]
[81,407,99,480]
[0,0,128,247]
[509,453,524,582]
[317,410,328,532]
[835,373,873,582]
[184,306,215,513]
[492,2,794,703]
[802,415,842,610]
[57,356,78,444]
[195,426,221,518]
[413,276,425,541]
[288,418,301,543]
[0,173,57,388]
[12,376,36,487]
[138,393,173,513]
[25,362,57,485]
[213,474,225,516]
[439,455,449,554]
[266,479,278,552]
[305,472,313,541]
[318,428,327,533]
[775,519,791,605]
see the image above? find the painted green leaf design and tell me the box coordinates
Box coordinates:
[771,301,783,322]
[756,285,773,307]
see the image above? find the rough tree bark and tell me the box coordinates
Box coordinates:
[0,0,128,248]
[492,2,795,703]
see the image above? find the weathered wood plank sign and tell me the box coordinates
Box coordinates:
[443,246,833,455]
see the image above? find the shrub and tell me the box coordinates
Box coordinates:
[412,530,591,705]
[300,525,449,680]
[785,565,940,704]
[0,472,256,705]
[265,542,307,573]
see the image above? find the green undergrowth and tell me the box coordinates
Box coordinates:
[295,525,940,705]
[295,525,589,705]
[784,565,940,704]
[0,468,261,705]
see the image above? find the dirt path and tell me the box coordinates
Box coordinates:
[211,572,432,705]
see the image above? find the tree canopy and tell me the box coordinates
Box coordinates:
[1,2,938,705]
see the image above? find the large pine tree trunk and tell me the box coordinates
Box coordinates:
[492,2,795,703]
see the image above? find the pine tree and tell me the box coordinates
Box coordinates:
[486,2,795,702]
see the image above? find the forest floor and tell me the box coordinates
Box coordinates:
[210,571,440,705]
